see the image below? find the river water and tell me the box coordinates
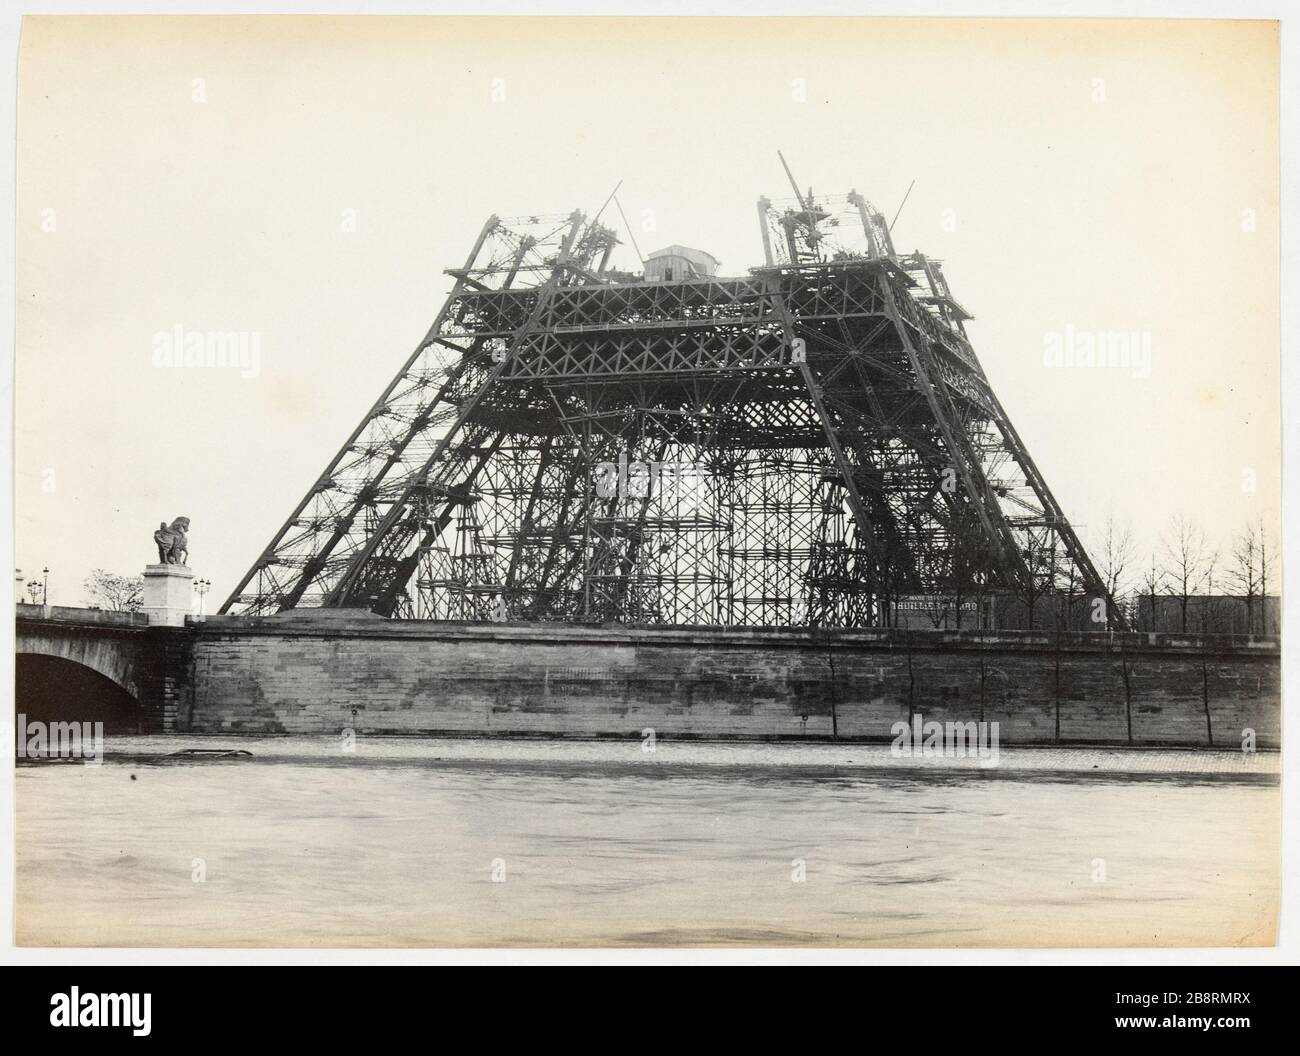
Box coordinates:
[14,737,1279,947]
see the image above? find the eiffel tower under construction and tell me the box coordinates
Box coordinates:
[221,159,1118,630]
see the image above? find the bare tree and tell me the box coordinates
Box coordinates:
[1097,514,1134,630]
[1228,521,1261,634]
[1230,517,1278,635]
[83,569,144,611]
[1015,529,1055,630]
[948,504,990,629]
[1138,552,1163,632]
[921,591,951,629]
[1161,515,1214,633]
[1257,518,1277,635]
[1197,550,1231,633]
[1054,558,1081,632]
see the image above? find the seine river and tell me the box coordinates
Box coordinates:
[15,738,1279,947]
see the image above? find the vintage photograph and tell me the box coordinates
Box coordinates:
[10,14,1282,950]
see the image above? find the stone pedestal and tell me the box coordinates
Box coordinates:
[143,563,193,627]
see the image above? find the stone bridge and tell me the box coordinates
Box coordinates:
[15,603,188,731]
[13,604,1283,746]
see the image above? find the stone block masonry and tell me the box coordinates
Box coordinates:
[178,617,1280,748]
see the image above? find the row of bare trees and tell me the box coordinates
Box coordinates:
[891,506,1278,635]
[1102,514,1277,635]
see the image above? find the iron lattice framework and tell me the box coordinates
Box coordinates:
[221,178,1119,629]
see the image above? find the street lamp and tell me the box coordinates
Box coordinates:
[194,577,212,617]
[42,566,49,607]
[27,581,42,605]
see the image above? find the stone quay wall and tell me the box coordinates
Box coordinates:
[174,614,1280,747]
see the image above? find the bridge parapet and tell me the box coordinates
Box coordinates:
[192,612,1281,659]
[16,602,150,629]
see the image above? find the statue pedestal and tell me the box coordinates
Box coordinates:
[143,563,193,627]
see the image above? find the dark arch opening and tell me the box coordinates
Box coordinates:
[15,654,142,734]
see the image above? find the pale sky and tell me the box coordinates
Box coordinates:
[15,16,1279,607]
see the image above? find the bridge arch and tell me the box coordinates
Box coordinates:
[15,654,145,732]
[15,627,148,732]
[16,630,143,698]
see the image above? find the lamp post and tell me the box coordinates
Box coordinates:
[27,581,42,605]
[42,566,49,607]
[194,577,212,617]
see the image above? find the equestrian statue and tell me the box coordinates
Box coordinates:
[153,517,191,565]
